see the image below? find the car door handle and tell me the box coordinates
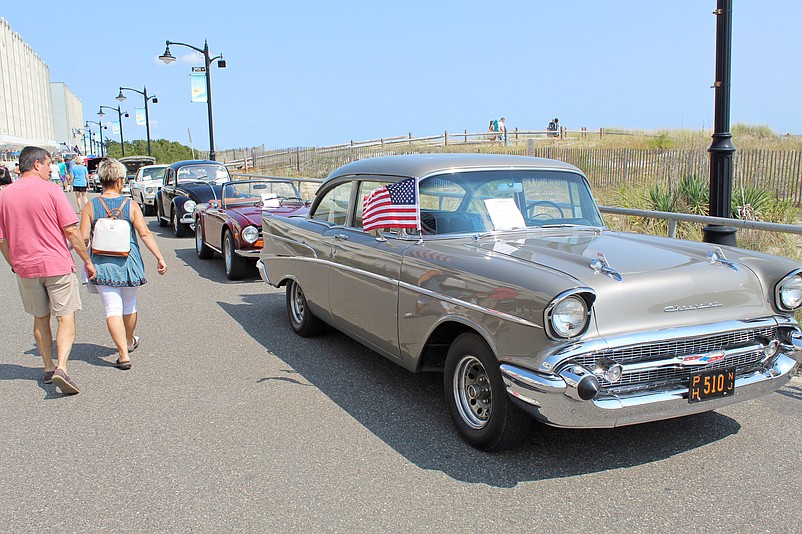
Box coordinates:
[334,234,349,241]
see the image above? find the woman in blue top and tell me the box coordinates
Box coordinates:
[80,158,167,369]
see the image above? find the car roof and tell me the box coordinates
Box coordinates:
[168,159,221,170]
[326,153,583,181]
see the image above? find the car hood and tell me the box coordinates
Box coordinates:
[181,182,223,202]
[475,229,773,336]
[135,179,162,188]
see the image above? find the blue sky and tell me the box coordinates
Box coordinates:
[4,0,800,152]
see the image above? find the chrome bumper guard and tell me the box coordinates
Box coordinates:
[256,259,272,285]
[501,352,799,429]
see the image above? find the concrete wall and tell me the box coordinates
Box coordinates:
[51,82,84,150]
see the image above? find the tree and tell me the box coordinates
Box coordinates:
[105,139,195,163]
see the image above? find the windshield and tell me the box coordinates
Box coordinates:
[177,164,230,183]
[140,166,167,180]
[222,181,300,205]
[418,169,603,235]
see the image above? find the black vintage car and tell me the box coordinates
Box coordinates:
[156,160,231,237]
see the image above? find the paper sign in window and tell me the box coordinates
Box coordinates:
[484,198,526,230]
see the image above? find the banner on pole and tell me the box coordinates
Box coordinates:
[111,122,120,135]
[190,72,207,103]
[135,107,146,126]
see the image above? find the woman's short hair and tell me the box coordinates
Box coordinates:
[98,158,127,186]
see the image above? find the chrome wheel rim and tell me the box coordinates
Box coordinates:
[172,210,178,233]
[289,283,305,325]
[453,355,492,429]
[224,235,232,272]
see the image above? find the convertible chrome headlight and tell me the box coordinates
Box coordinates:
[241,225,259,244]
[776,270,802,312]
[545,289,594,339]
[183,200,197,213]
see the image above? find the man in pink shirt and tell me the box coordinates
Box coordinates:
[0,146,96,395]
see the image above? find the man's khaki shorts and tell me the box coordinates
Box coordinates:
[17,273,82,317]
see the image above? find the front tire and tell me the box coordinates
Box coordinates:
[223,229,247,280]
[172,207,188,237]
[286,279,325,336]
[444,333,530,451]
[195,220,214,259]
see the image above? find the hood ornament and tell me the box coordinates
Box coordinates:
[707,246,738,272]
[590,252,622,282]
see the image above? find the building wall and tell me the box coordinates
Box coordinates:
[51,82,83,150]
[0,17,57,148]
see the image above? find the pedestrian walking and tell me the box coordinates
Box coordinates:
[499,117,507,143]
[80,158,167,370]
[0,146,96,395]
[71,156,89,211]
[0,166,12,189]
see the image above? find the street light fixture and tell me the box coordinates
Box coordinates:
[117,86,157,156]
[85,120,107,156]
[98,105,130,157]
[159,39,226,161]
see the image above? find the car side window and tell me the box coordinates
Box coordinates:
[164,169,174,186]
[353,180,392,229]
[311,182,353,226]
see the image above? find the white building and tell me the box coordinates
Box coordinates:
[0,17,83,158]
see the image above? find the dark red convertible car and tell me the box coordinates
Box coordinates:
[194,179,309,279]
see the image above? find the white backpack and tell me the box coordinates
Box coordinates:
[91,197,131,257]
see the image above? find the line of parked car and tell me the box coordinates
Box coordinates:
[125,153,802,451]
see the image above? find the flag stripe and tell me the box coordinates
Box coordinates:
[362,178,420,232]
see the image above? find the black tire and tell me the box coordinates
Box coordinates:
[143,203,155,216]
[444,333,530,451]
[172,207,188,237]
[195,219,214,259]
[157,198,168,227]
[286,279,325,337]
[223,229,247,280]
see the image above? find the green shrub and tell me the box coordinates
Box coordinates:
[677,174,709,215]
[647,133,674,150]
[732,186,772,219]
[647,183,676,212]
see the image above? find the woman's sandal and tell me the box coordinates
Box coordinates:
[128,336,140,352]
[115,358,132,370]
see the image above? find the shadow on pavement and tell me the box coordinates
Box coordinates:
[219,292,742,487]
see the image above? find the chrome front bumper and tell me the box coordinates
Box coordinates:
[501,353,799,429]
[235,249,261,259]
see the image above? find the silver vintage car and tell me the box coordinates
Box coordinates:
[258,154,802,451]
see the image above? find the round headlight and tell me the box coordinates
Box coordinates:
[778,273,802,311]
[242,225,259,244]
[144,187,154,194]
[183,200,197,213]
[549,295,589,338]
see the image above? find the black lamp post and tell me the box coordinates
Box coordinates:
[98,105,130,157]
[85,121,106,156]
[117,86,157,156]
[703,0,737,246]
[159,39,226,161]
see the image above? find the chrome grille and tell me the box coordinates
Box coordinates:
[569,326,777,389]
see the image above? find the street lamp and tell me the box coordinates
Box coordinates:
[98,105,130,157]
[117,86,158,156]
[85,121,107,156]
[159,39,226,161]
[72,127,86,155]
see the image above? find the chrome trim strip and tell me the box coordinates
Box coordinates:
[399,280,540,328]
[256,260,271,285]
[262,234,319,260]
[235,249,262,258]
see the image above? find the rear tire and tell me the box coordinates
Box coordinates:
[157,198,168,227]
[143,203,155,216]
[195,220,214,259]
[444,333,530,451]
[286,279,325,336]
[223,229,247,280]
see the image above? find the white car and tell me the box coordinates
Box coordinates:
[130,164,168,216]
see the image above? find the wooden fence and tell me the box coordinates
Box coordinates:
[219,132,802,203]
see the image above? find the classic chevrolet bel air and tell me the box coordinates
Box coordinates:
[257,153,802,451]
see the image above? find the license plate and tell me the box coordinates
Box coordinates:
[688,366,735,403]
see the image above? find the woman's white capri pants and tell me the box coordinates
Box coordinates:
[96,285,138,318]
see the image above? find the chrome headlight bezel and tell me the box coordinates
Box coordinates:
[775,270,802,313]
[545,288,596,340]
[183,200,197,213]
[144,187,154,194]
[241,225,259,244]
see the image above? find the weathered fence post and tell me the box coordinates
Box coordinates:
[444,131,448,146]
[464,129,468,143]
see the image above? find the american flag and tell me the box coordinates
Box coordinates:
[362,177,420,232]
